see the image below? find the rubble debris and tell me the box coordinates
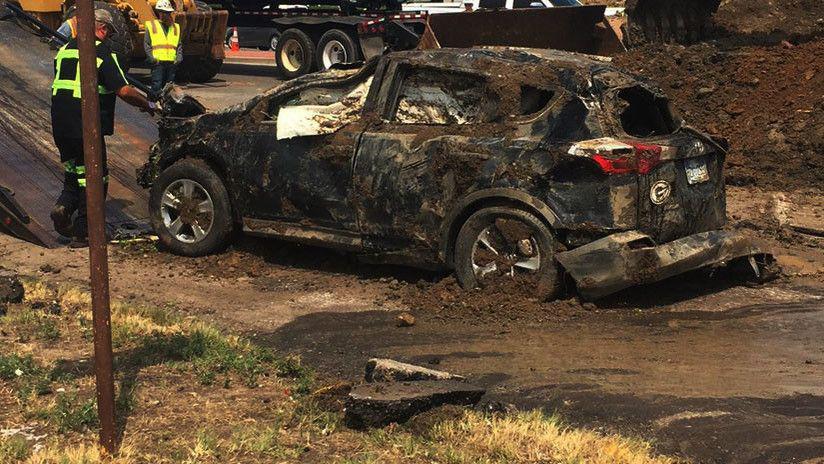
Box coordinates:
[365,358,464,382]
[0,267,24,313]
[345,380,485,428]
[396,312,416,327]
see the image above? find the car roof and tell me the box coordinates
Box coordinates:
[386,47,639,91]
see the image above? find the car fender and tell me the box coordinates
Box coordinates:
[439,188,562,267]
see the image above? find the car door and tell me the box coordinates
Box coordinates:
[238,73,374,232]
[352,62,503,254]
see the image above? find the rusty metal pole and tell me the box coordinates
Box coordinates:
[75,0,116,453]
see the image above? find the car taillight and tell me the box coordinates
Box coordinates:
[591,141,663,175]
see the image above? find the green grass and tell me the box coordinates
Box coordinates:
[122,327,314,390]
[45,393,99,433]
[0,353,53,402]
[0,306,60,342]
[0,435,31,463]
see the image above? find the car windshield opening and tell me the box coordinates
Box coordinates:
[615,86,678,138]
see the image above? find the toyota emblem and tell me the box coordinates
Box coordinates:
[650,180,672,205]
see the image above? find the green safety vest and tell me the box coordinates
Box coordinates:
[51,41,126,98]
[145,20,180,62]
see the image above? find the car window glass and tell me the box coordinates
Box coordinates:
[391,68,498,125]
[275,77,373,140]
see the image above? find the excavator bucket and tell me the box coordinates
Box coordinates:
[421,5,625,56]
[623,0,722,46]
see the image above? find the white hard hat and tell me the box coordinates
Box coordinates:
[155,0,174,12]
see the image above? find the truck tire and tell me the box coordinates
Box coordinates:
[149,158,234,257]
[176,56,223,83]
[276,28,315,79]
[316,29,359,71]
[67,1,134,69]
[453,207,564,301]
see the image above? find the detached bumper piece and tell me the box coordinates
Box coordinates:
[556,230,772,300]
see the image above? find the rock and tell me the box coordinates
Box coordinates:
[0,268,24,308]
[365,358,464,383]
[396,312,416,327]
[39,264,60,274]
[696,86,715,97]
[345,380,485,428]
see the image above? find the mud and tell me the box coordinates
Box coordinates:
[614,30,823,192]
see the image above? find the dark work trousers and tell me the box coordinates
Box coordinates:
[150,62,177,94]
[53,136,108,239]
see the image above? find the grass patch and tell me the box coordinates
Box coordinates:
[0,353,53,402]
[362,409,679,464]
[35,393,99,433]
[0,306,60,342]
[0,435,31,462]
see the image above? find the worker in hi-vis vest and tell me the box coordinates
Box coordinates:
[144,0,182,94]
[50,9,157,245]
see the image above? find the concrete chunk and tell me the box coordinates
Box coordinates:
[365,358,464,382]
[345,380,485,428]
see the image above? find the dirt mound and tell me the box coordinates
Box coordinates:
[399,276,590,325]
[614,38,823,191]
[714,0,824,40]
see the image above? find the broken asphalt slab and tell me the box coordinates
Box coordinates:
[365,358,465,382]
[345,380,485,428]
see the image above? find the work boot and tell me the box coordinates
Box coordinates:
[67,237,89,249]
[50,204,74,237]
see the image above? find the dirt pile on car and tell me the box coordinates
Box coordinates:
[614,37,823,191]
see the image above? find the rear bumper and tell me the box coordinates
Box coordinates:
[555,230,772,300]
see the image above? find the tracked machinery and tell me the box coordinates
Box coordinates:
[4,0,227,82]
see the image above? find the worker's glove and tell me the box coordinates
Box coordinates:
[142,101,161,116]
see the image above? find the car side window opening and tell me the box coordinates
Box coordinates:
[275,76,373,140]
[614,85,679,138]
[391,67,499,125]
[518,85,554,116]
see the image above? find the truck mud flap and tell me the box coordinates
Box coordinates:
[555,230,772,300]
[423,5,625,56]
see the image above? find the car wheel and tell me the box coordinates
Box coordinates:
[454,207,564,300]
[315,29,359,71]
[275,28,315,79]
[149,158,233,257]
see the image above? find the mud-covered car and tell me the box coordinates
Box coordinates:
[139,48,771,300]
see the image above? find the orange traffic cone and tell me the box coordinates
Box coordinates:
[230,27,240,52]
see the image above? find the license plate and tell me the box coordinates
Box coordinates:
[685,158,710,184]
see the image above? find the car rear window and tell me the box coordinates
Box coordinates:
[614,86,679,138]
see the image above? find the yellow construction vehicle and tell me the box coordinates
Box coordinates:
[8,0,227,82]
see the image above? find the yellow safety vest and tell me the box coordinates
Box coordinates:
[51,41,126,98]
[145,20,180,62]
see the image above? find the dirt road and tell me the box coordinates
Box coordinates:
[2,212,822,463]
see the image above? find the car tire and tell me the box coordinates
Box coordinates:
[315,29,359,71]
[149,158,233,257]
[454,207,564,300]
[275,28,315,79]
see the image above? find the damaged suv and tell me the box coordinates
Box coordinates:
[139,48,770,300]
